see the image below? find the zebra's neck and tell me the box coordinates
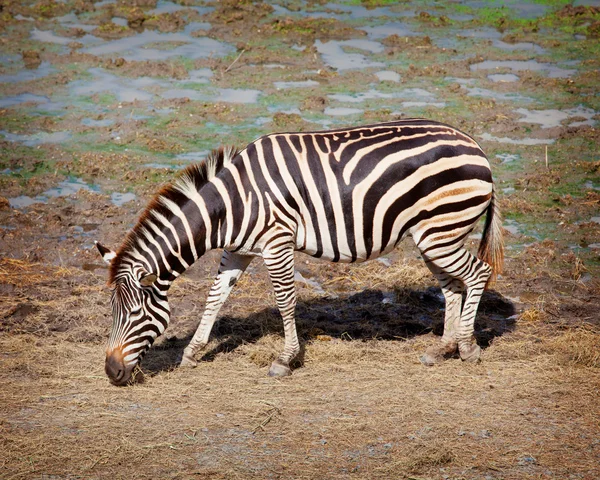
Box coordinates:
[109,147,240,286]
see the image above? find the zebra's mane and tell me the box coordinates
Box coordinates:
[108,146,239,285]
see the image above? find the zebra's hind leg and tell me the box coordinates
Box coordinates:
[455,253,492,362]
[262,242,300,377]
[420,249,492,365]
[420,276,463,366]
[180,251,253,367]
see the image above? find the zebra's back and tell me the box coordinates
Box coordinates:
[236,119,493,263]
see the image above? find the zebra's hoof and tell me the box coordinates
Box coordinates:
[420,352,440,366]
[460,344,481,363]
[268,360,292,377]
[180,353,198,368]
[420,343,452,366]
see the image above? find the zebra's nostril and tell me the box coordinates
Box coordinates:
[105,352,127,384]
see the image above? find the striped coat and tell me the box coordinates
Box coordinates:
[97,119,503,385]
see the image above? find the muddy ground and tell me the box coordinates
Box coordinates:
[1,0,599,479]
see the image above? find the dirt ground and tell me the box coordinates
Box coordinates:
[1,1,599,479]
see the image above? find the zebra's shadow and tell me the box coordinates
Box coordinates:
[142,287,516,376]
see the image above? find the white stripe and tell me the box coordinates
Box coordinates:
[159,196,198,260]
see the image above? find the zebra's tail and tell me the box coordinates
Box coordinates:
[477,184,504,285]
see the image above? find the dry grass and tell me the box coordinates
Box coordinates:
[0,265,600,479]
[0,257,74,287]
[1,253,600,479]
[548,328,600,368]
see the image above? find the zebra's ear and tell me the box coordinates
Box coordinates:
[95,241,116,265]
[139,272,158,287]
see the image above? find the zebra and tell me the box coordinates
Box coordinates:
[96,119,503,386]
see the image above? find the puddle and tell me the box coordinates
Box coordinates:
[470,60,576,78]
[330,88,431,103]
[329,89,395,103]
[401,102,445,108]
[14,14,34,22]
[329,88,441,107]
[45,178,101,198]
[7,179,139,209]
[515,106,597,129]
[0,62,56,83]
[480,133,554,145]
[496,153,521,164]
[488,73,519,83]
[573,0,600,5]
[0,53,20,65]
[31,28,102,47]
[69,68,167,103]
[494,41,544,54]
[81,118,114,127]
[583,181,600,191]
[462,86,534,103]
[0,130,72,147]
[446,77,475,85]
[315,39,385,71]
[215,88,261,103]
[272,3,414,19]
[111,17,128,27]
[8,178,101,209]
[503,219,522,236]
[82,29,233,61]
[8,196,43,209]
[187,68,213,83]
[274,80,320,89]
[267,106,302,115]
[375,71,401,82]
[0,93,51,108]
[55,13,97,32]
[175,151,210,163]
[143,163,186,170]
[452,28,545,53]
[111,192,136,207]
[254,117,272,126]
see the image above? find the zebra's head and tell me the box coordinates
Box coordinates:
[96,241,171,386]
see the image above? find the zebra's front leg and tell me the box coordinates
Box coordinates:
[262,243,300,377]
[180,251,254,367]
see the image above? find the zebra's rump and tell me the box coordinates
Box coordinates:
[240,120,493,262]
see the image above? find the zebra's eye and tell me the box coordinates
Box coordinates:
[129,307,142,317]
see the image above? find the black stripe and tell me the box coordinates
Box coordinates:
[376,165,492,256]
[304,136,339,260]
[276,135,323,257]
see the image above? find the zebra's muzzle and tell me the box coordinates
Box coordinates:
[105,350,134,386]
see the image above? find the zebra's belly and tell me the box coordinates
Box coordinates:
[296,232,408,263]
